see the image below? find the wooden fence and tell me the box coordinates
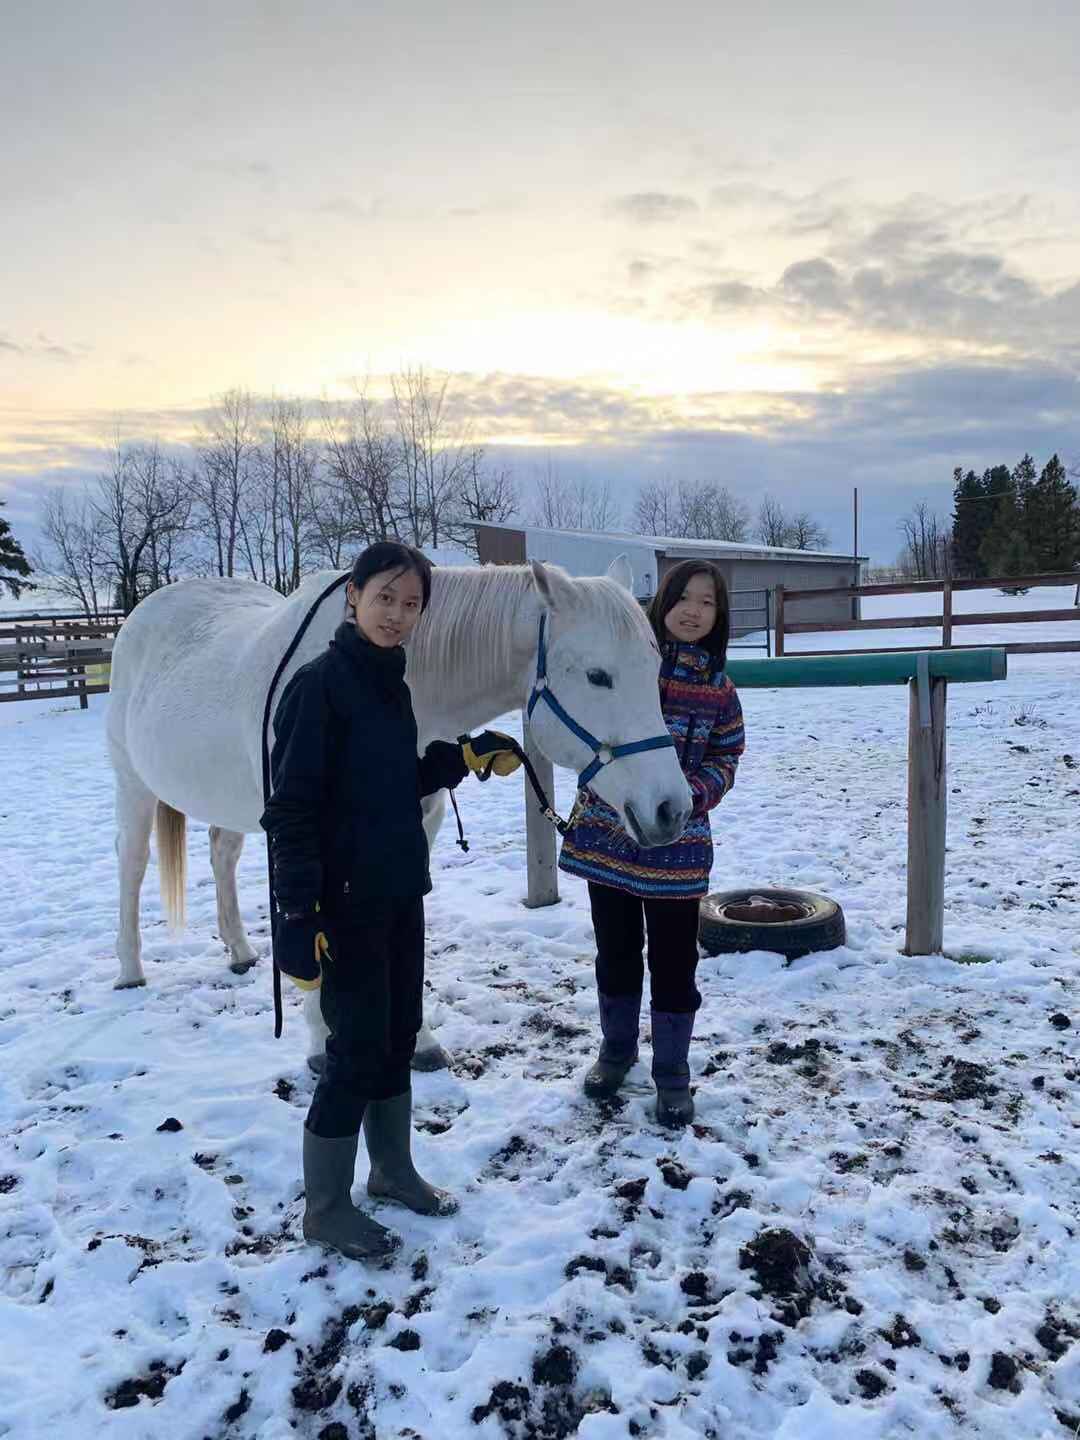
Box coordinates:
[774,571,1080,658]
[0,613,123,706]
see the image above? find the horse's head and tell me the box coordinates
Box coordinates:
[526,558,692,848]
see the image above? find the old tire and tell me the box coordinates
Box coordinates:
[699,887,845,962]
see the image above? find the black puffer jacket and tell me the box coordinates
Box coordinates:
[260,621,468,912]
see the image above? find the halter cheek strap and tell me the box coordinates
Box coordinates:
[526,612,674,788]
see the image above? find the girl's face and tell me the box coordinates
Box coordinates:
[347,566,424,648]
[664,572,717,644]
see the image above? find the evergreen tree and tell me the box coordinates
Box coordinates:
[0,501,33,600]
[979,490,1034,581]
[1024,454,1080,571]
[951,464,1011,577]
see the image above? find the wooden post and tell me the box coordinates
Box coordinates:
[941,580,953,649]
[522,711,559,908]
[774,585,785,657]
[904,670,947,955]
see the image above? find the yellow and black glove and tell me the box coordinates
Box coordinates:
[273,904,330,990]
[459,730,523,780]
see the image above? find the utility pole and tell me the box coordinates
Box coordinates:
[852,486,860,620]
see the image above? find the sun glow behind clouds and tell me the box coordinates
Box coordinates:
[403,309,821,398]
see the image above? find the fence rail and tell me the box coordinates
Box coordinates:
[775,572,1080,658]
[0,614,123,707]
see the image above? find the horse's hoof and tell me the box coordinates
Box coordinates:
[411,1043,451,1072]
[229,957,257,975]
[306,1053,326,1076]
[114,976,147,990]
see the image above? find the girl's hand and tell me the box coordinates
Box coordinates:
[459,731,523,779]
[273,908,330,990]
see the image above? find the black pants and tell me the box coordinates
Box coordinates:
[588,882,701,1013]
[306,896,425,1138]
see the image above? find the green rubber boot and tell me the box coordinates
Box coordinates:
[302,1128,398,1260]
[364,1090,459,1217]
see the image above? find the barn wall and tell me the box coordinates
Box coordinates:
[474,526,527,565]
[732,558,860,624]
[523,531,658,598]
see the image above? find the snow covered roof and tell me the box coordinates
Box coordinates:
[473,521,867,565]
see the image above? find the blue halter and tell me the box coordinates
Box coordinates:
[526,612,675,789]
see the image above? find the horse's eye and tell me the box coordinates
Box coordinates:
[587,668,613,689]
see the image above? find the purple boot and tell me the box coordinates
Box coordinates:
[651,1009,695,1126]
[583,991,642,1099]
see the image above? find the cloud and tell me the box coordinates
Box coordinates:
[0,333,90,363]
[316,195,383,221]
[611,192,700,225]
[3,356,1077,565]
[671,220,1080,366]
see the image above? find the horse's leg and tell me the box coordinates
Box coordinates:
[413,790,450,1072]
[304,988,330,1074]
[208,827,259,975]
[113,756,157,989]
[302,790,452,1074]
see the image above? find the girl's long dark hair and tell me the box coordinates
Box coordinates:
[647,559,730,670]
[348,541,432,611]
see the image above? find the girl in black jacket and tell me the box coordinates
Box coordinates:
[261,542,518,1260]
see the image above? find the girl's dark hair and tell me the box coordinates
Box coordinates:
[348,541,432,611]
[647,559,730,670]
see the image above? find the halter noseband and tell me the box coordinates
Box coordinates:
[526,612,674,789]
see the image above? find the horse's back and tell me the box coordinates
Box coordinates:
[108,577,293,831]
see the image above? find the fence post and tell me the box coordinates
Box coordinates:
[942,580,953,649]
[765,589,772,658]
[522,712,559,908]
[904,669,947,955]
[774,586,785,657]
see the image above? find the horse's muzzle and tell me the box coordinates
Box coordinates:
[624,797,691,849]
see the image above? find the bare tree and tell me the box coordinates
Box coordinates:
[447,452,518,555]
[631,477,677,537]
[34,488,111,618]
[528,458,621,532]
[630,475,748,542]
[898,503,953,580]
[94,438,190,612]
[391,366,480,548]
[321,388,402,553]
[756,494,790,547]
[786,511,830,551]
[237,397,316,593]
[192,389,259,578]
[676,479,749,542]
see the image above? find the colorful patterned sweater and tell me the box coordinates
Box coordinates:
[558,641,745,899]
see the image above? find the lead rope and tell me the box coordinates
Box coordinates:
[451,734,586,846]
[261,572,351,1039]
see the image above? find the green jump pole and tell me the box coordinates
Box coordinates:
[723,647,1008,957]
[727,647,1007,689]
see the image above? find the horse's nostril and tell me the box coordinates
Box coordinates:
[656,799,675,829]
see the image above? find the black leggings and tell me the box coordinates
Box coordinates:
[588,882,701,1013]
[306,896,425,1138]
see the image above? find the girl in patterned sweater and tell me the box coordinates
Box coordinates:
[559,559,745,1125]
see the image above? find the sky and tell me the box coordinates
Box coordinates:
[3,0,1080,563]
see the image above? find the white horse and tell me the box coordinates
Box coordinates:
[106,558,691,1066]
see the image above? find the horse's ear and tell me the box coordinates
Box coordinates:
[530,559,575,612]
[606,554,634,592]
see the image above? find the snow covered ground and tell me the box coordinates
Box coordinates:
[1,589,1078,1439]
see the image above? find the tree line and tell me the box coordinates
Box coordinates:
[4,370,834,616]
[898,454,1080,582]
[29,372,517,616]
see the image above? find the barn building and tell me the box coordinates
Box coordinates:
[472,523,866,634]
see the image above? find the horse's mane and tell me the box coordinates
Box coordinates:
[408,563,654,696]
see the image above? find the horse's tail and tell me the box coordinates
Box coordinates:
[155,800,187,932]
